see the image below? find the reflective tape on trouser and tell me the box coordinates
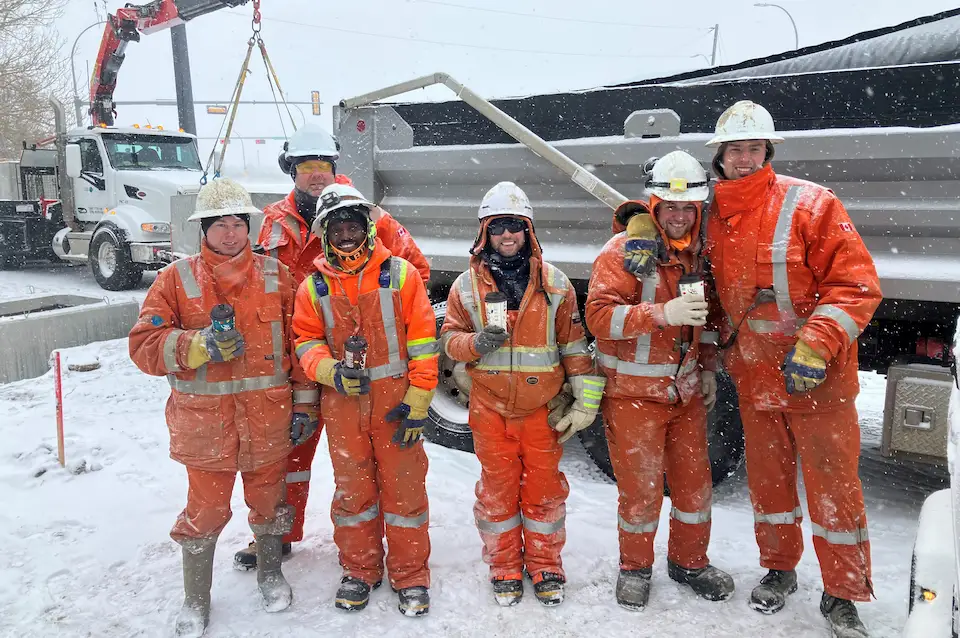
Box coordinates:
[811,522,869,545]
[523,515,564,535]
[286,470,311,484]
[384,511,428,529]
[334,503,380,528]
[476,513,522,535]
[810,304,861,343]
[671,507,711,525]
[754,506,803,525]
[618,514,658,534]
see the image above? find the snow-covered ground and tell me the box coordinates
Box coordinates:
[0,267,949,638]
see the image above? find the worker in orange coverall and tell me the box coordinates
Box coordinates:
[702,100,881,638]
[586,151,735,612]
[440,181,605,608]
[129,179,299,638]
[291,186,439,617]
[233,123,431,570]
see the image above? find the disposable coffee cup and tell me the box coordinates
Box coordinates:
[678,273,705,298]
[484,292,508,331]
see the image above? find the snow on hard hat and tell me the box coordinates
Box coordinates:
[646,151,709,202]
[283,124,340,161]
[478,181,533,221]
[705,100,785,147]
[310,182,376,237]
[187,178,260,221]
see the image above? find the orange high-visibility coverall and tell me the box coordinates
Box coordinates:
[293,240,439,590]
[440,217,596,582]
[129,241,299,542]
[706,163,882,601]
[586,199,715,571]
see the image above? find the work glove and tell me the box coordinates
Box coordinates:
[290,405,319,446]
[314,359,371,396]
[783,340,827,394]
[662,294,709,327]
[554,375,605,444]
[623,213,660,278]
[387,386,435,449]
[474,325,508,355]
[546,382,575,428]
[186,325,245,369]
[701,370,718,412]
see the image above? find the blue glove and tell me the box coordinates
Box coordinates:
[623,214,660,278]
[334,364,371,396]
[386,387,435,449]
[290,409,319,445]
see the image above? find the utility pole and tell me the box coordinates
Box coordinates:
[170,24,197,135]
[711,24,720,66]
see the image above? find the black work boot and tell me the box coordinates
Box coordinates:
[398,586,431,617]
[533,572,565,606]
[335,577,382,611]
[233,539,292,571]
[616,568,652,611]
[820,592,870,638]
[668,561,735,602]
[492,575,524,607]
[749,569,798,614]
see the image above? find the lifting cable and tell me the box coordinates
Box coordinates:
[200,0,299,184]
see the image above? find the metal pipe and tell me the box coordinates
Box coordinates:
[339,72,628,210]
[754,3,799,49]
[170,24,198,135]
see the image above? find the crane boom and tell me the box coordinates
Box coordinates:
[89,0,250,126]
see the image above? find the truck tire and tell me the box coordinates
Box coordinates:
[425,302,475,453]
[90,229,143,291]
[577,369,746,487]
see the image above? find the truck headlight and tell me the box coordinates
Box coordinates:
[921,588,937,602]
[141,222,171,234]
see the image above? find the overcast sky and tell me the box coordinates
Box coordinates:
[55,0,959,174]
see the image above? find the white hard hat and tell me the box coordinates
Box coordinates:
[705,100,784,147]
[646,151,709,202]
[478,181,533,221]
[284,124,340,160]
[311,183,375,236]
[187,178,259,221]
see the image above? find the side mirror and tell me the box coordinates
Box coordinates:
[65,144,82,178]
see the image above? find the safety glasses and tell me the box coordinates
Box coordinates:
[295,160,334,175]
[487,217,526,235]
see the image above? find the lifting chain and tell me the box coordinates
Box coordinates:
[251,0,261,34]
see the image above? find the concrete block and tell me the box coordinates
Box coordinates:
[0,295,140,384]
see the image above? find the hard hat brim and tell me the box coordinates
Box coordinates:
[311,199,375,237]
[478,210,533,221]
[646,185,710,202]
[187,204,261,222]
[705,132,785,148]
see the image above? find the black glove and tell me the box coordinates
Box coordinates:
[474,325,508,355]
[290,410,319,446]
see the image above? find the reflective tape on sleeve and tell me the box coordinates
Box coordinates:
[384,511,428,529]
[296,339,326,359]
[560,338,590,358]
[811,304,861,343]
[610,305,628,341]
[163,329,184,373]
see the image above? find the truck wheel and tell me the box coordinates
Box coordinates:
[90,229,143,291]
[578,370,746,487]
[425,302,475,453]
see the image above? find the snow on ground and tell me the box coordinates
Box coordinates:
[0,268,949,638]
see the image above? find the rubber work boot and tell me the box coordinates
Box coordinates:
[335,577,383,611]
[492,573,524,607]
[616,568,652,611]
[233,539,292,571]
[667,561,735,602]
[174,536,217,638]
[820,592,870,638]
[398,586,430,617]
[533,572,565,606]
[749,569,798,614]
[251,506,294,613]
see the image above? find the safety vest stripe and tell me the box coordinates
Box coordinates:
[293,389,319,404]
[268,221,284,251]
[367,360,408,381]
[771,185,804,324]
[163,329,184,373]
[174,259,202,299]
[390,257,407,291]
[811,522,869,545]
[384,511,428,529]
[546,292,563,347]
[754,506,803,525]
[700,331,719,345]
[262,256,280,294]
[296,339,326,359]
[270,320,283,376]
[523,514,564,535]
[169,372,289,395]
[334,503,380,528]
[284,215,301,246]
[286,470,311,484]
[477,350,561,369]
[618,514,658,534]
[811,304,861,343]
[671,506,711,525]
[560,338,590,358]
[407,338,440,359]
[610,305,628,341]
[458,272,483,330]
[379,288,402,363]
[747,318,806,335]
[597,352,680,378]
[476,513,522,535]
[634,273,659,365]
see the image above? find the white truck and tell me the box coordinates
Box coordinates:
[0,99,202,290]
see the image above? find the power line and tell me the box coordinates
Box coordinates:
[222,11,700,60]
[415,0,711,31]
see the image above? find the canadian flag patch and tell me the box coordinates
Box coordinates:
[839,222,854,232]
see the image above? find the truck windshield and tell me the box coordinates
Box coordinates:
[101,134,202,171]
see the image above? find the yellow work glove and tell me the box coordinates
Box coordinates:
[783,340,827,394]
[185,325,245,369]
[554,375,605,444]
[387,386,435,449]
[623,213,660,278]
[314,358,371,396]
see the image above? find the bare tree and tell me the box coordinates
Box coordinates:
[0,0,69,159]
